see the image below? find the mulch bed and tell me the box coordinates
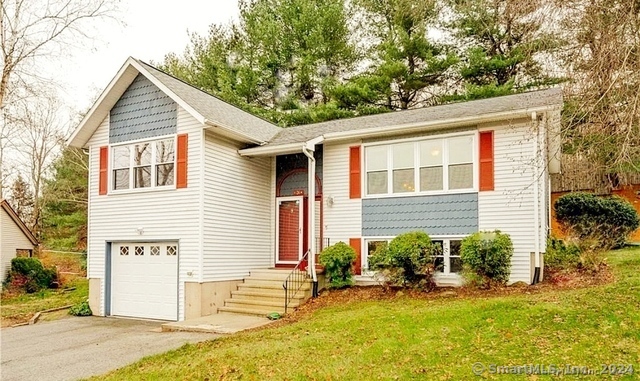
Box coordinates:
[260,267,614,329]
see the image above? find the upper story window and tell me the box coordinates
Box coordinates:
[365,134,475,196]
[111,138,175,191]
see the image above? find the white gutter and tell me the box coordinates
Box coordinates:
[532,112,542,283]
[239,105,558,157]
[238,142,305,156]
[301,137,323,284]
[322,106,557,143]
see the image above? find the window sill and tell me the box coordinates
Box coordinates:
[108,185,176,196]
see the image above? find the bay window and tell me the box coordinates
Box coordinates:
[111,137,175,191]
[365,134,475,196]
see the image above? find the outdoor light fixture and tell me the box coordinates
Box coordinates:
[326,196,334,207]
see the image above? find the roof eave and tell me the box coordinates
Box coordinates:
[67,58,140,148]
[238,142,305,156]
[239,105,559,156]
[67,57,210,149]
[1,201,38,246]
[204,120,265,145]
[322,105,558,143]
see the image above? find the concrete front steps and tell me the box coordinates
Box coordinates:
[218,269,312,317]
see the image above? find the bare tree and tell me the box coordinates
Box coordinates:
[556,0,640,190]
[14,96,67,234]
[0,0,118,198]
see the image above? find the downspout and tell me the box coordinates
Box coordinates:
[532,112,542,284]
[302,141,319,297]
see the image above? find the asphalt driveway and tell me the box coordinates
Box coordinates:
[0,316,217,381]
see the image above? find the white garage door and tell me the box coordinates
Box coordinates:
[111,242,178,321]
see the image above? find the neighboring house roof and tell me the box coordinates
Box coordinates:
[1,200,38,246]
[67,57,281,148]
[265,88,563,147]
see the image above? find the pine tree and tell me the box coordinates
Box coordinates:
[447,0,561,99]
[8,175,34,227]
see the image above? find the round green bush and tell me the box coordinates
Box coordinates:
[460,230,513,286]
[369,231,436,288]
[555,192,639,249]
[7,257,57,292]
[319,242,356,289]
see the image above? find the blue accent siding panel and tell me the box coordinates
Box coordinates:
[362,193,478,236]
[109,74,177,143]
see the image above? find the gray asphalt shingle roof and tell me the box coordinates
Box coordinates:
[137,60,282,143]
[137,59,561,146]
[265,88,562,146]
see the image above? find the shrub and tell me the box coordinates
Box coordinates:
[6,257,57,293]
[69,300,92,316]
[555,192,640,250]
[460,231,513,287]
[545,236,581,271]
[319,242,356,289]
[368,231,436,289]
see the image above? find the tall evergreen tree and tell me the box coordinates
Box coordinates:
[161,0,357,126]
[334,0,458,110]
[40,147,88,250]
[447,0,561,99]
[8,175,34,227]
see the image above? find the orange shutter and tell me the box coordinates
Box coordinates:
[349,146,361,199]
[349,238,362,275]
[176,134,188,188]
[479,131,494,191]
[99,146,108,195]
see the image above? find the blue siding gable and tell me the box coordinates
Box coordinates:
[362,193,478,236]
[109,74,177,143]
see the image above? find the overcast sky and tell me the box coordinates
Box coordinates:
[59,0,240,112]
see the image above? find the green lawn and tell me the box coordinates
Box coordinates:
[91,248,640,380]
[1,278,89,326]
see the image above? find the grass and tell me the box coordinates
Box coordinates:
[1,278,89,327]
[91,247,640,380]
[1,250,88,326]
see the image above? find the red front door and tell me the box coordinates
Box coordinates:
[277,197,303,263]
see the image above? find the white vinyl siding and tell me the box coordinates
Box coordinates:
[202,131,273,281]
[323,141,363,245]
[86,107,202,320]
[0,209,36,281]
[478,120,542,283]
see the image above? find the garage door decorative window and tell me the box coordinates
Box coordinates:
[167,246,177,256]
[120,246,129,256]
[150,246,160,256]
[135,246,144,256]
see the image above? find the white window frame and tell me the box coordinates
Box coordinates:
[362,235,466,277]
[430,236,465,277]
[109,134,177,194]
[363,131,478,198]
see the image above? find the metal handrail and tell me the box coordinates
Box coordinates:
[282,249,311,314]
